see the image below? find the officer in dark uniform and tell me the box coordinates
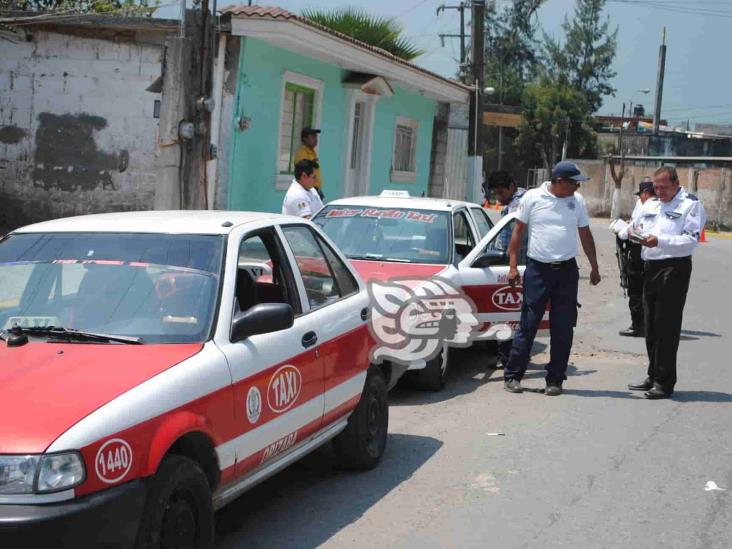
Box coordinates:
[628,166,706,399]
[616,180,655,337]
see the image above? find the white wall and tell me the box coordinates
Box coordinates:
[0,29,165,228]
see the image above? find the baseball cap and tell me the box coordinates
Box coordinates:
[301,127,321,139]
[635,181,655,195]
[551,161,590,182]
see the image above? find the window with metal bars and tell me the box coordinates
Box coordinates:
[391,116,418,181]
[278,83,315,175]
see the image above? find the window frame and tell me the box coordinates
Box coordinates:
[279,223,361,315]
[452,209,477,265]
[231,227,302,331]
[390,116,419,183]
[473,218,529,267]
[469,207,494,238]
[275,71,324,190]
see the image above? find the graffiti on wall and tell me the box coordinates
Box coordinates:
[32,113,129,192]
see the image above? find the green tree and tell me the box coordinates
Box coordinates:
[1,0,157,16]
[542,0,618,113]
[515,77,596,169]
[302,7,424,61]
[483,0,546,106]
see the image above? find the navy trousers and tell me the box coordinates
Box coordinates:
[504,258,579,384]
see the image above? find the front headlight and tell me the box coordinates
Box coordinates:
[0,453,85,495]
[37,453,86,493]
[0,455,39,494]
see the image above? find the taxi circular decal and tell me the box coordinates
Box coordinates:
[267,365,302,414]
[246,386,262,424]
[95,438,133,484]
[491,286,523,311]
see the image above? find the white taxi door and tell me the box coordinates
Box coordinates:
[214,224,325,481]
[455,213,548,336]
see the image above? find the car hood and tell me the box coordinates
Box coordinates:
[0,342,203,453]
[350,260,448,283]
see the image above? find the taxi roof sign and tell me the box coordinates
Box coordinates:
[379,190,410,198]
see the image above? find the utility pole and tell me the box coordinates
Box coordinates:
[437,3,468,79]
[653,27,667,135]
[468,0,485,157]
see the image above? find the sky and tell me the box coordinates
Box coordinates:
[170,0,732,129]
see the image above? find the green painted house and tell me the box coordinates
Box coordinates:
[212,6,470,213]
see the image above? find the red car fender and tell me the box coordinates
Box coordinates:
[143,410,220,477]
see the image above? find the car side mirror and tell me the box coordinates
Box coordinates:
[472,250,508,268]
[231,303,294,342]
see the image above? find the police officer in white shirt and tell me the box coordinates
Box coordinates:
[282,159,324,219]
[627,166,706,399]
[504,161,601,396]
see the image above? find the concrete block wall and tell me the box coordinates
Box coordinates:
[0,29,165,228]
[571,159,732,229]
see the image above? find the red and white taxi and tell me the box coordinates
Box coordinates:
[0,211,389,547]
[313,192,545,390]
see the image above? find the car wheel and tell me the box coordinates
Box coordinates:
[416,345,449,392]
[333,369,388,470]
[135,455,214,549]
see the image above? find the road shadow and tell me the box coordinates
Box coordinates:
[390,340,551,406]
[681,329,722,338]
[214,433,442,548]
[389,347,495,406]
[674,391,732,403]
[563,389,732,403]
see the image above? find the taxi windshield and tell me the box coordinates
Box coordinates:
[0,233,225,344]
[314,206,450,264]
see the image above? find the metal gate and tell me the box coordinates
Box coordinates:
[443,128,469,200]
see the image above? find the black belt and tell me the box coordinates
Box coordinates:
[529,258,576,270]
[646,256,691,269]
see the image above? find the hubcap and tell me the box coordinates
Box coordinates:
[366,393,380,439]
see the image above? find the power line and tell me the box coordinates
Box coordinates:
[610,0,732,18]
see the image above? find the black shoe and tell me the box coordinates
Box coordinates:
[545,382,563,396]
[644,386,673,400]
[504,379,523,393]
[619,326,644,337]
[628,378,653,391]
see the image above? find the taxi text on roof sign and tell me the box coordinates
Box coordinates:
[379,190,410,198]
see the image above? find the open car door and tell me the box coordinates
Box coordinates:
[456,213,549,338]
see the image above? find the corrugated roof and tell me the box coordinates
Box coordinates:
[219,5,471,95]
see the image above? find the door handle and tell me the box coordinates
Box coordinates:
[360,308,368,321]
[302,331,318,348]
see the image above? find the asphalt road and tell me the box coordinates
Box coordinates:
[215,218,732,549]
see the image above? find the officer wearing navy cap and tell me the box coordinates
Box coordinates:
[503,161,601,396]
[627,166,706,399]
[614,178,656,337]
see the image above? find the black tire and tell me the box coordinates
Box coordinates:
[333,369,389,470]
[135,455,214,549]
[416,346,449,392]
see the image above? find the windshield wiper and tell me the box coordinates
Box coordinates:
[8,326,143,345]
[348,254,412,263]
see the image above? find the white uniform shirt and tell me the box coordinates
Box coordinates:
[516,181,590,263]
[617,198,644,240]
[282,179,324,218]
[635,187,706,261]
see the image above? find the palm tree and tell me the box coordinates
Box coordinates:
[302,7,424,61]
